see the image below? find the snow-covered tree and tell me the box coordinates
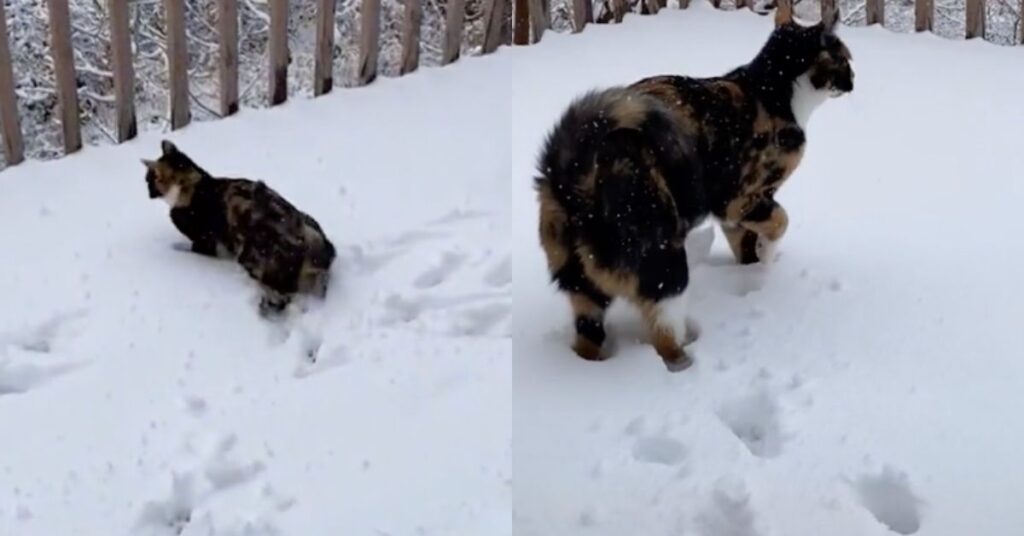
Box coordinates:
[0,0,1018,168]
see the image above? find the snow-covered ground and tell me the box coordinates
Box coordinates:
[510,5,1024,536]
[0,44,513,534]
[3,3,1024,535]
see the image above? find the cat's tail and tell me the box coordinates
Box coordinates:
[535,86,698,264]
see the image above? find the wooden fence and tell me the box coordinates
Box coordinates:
[0,0,1020,169]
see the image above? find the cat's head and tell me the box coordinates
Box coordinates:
[141,140,207,206]
[750,2,855,97]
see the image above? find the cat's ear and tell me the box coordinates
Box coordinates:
[160,139,179,156]
[141,158,156,169]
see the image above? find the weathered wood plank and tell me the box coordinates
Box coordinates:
[615,0,628,21]
[359,0,381,83]
[400,0,421,74]
[269,0,288,105]
[108,0,136,142]
[503,0,513,43]
[516,0,531,40]
[164,0,190,129]
[571,0,587,31]
[217,0,238,116]
[774,0,792,22]
[0,0,23,165]
[965,0,985,38]
[821,0,837,27]
[1019,0,1023,43]
[529,0,548,39]
[314,0,335,94]
[914,0,932,31]
[865,0,884,25]
[482,0,507,53]
[46,0,81,153]
[595,0,622,22]
[442,0,465,64]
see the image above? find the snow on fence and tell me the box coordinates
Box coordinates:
[0,0,1019,171]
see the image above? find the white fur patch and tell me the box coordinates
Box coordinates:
[655,291,691,346]
[791,74,831,130]
[685,224,716,267]
[756,236,780,265]
[162,185,181,207]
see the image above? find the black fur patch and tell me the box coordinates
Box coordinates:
[575,316,607,347]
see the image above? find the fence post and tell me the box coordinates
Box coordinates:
[108,0,136,142]
[529,0,549,38]
[1019,0,1023,43]
[218,0,238,116]
[482,0,508,53]
[442,0,466,64]
[821,0,837,28]
[164,0,191,130]
[570,0,587,31]
[359,0,381,84]
[0,0,22,165]
[269,0,288,105]
[914,0,932,30]
[775,0,792,21]
[314,0,336,93]
[46,0,81,154]
[400,0,421,74]
[516,0,531,40]
[965,0,984,38]
[865,0,884,25]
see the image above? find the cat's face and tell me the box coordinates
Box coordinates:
[141,140,204,205]
[753,4,855,97]
[807,31,854,97]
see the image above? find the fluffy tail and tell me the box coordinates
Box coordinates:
[535,87,696,263]
[594,127,683,257]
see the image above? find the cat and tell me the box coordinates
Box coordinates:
[143,140,336,316]
[534,8,853,370]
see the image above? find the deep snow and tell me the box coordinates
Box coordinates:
[3,3,1024,535]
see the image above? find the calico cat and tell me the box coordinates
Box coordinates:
[143,140,336,316]
[535,8,853,370]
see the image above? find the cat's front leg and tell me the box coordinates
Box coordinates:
[722,198,789,265]
[170,236,218,257]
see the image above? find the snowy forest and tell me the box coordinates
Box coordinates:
[2,0,1020,167]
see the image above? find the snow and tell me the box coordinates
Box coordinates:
[510,5,1024,536]
[0,29,512,533]
[2,3,1024,535]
